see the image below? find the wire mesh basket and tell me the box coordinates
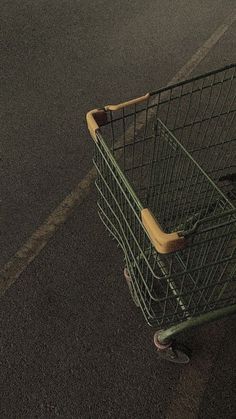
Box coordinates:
[87,64,236,361]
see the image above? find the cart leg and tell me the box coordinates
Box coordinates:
[154,330,191,364]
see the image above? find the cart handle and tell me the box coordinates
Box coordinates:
[105,93,150,111]
[86,108,108,142]
[86,93,150,141]
[141,209,186,254]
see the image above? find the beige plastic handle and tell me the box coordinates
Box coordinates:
[105,93,150,111]
[141,209,186,254]
[86,108,108,142]
[86,93,150,141]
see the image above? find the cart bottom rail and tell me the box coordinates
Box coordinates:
[157,303,236,344]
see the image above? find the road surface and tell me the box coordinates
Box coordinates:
[1,1,236,418]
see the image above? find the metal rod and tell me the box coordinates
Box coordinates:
[158,303,236,343]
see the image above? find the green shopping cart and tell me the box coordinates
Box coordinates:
[86,64,236,363]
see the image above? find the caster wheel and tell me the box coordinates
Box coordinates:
[156,346,191,364]
[124,268,140,307]
[154,332,191,364]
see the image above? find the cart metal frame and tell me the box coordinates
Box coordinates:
[87,64,236,362]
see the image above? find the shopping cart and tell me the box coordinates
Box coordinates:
[86,64,236,363]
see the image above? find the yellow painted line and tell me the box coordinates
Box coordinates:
[165,321,226,419]
[0,167,96,296]
[170,11,236,85]
[0,10,235,301]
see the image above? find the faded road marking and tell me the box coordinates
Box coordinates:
[0,167,96,296]
[165,321,227,419]
[170,11,236,85]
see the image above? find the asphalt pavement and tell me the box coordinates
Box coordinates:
[1,1,236,418]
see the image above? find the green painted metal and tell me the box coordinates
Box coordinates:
[157,303,236,344]
[91,64,236,338]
